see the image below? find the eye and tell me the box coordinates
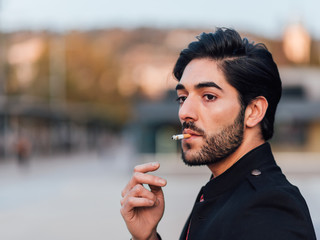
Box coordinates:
[176,96,186,104]
[204,94,217,101]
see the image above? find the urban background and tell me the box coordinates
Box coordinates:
[1,25,320,158]
[0,0,319,239]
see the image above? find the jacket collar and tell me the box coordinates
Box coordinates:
[202,142,275,200]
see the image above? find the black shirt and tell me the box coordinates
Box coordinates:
[180,143,316,240]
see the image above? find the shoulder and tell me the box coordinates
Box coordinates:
[244,165,312,219]
[228,168,316,240]
[245,165,307,207]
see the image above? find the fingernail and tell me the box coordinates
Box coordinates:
[148,200,154,205]
[159,179,166,185]
[151,162,159,166]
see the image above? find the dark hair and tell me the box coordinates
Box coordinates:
[173,28,282,141]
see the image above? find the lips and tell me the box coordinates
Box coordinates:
[183,129,202,138]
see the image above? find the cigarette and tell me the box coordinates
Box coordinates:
[171,134,191,140]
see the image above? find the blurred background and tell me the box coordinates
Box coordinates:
[0,0,319,239]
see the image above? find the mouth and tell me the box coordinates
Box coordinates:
[183,129,203,139]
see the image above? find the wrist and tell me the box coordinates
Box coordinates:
[131,231,160,240]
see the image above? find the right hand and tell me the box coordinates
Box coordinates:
[120,162,167,240]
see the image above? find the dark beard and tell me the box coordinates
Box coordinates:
[181,107,245,166]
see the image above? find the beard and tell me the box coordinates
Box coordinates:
[181,107,245,166]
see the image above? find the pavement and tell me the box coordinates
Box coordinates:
[0,147,319,240]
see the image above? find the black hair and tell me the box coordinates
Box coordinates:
[173,28,282,140]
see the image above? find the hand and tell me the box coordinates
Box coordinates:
[120,162,167,240]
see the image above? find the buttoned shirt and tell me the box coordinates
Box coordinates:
[179,143,316,240]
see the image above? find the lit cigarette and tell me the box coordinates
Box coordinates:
[171,134,191,140]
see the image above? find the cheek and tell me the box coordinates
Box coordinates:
[202,102,241,129]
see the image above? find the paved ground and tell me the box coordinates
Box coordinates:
[0,147,319,239]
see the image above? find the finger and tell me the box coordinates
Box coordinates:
[120,184,156,206]
[149,184,164,194]
[134,162,160,173]
[121,172,166,197]
[120,197,155,217]
[121,172,167,197]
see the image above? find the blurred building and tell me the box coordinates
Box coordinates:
[0,25,319,159]
[274,67,320,152]
[0,31,124,159]
[0,97,116,159]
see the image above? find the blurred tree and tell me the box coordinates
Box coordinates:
[6,32,49,98]
[65,30,129,125]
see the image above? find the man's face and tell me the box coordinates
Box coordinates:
[176,58,245,166]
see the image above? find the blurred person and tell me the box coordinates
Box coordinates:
[120,28,316,240]
[14,134,32,166]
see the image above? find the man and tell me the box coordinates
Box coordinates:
[120,28,316,240]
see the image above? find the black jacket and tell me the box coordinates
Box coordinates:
[179,143,316,240]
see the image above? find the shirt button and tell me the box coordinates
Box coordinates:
[251,169,261,176]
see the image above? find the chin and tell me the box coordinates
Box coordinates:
[180,144,235,166]
[181,149,208,166]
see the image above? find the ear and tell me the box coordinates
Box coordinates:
[245,97,268,128]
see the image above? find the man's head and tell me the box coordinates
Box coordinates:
[173,28,282,166]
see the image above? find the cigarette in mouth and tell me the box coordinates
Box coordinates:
[171,134,191,140]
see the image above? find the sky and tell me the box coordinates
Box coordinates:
[0,0,319,38]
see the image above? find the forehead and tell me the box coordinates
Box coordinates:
[178,58,227,88]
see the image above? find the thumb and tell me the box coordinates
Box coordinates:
[149,185,165,199]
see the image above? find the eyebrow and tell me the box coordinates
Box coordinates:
[175,81,223,91]
[175,83,185,90]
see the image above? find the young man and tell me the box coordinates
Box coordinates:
[120,28,316,240]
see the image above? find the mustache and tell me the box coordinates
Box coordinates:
[182,122,205,135]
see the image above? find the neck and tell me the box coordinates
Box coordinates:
[207,137,265,178]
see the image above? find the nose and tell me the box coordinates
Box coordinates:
[178,96,198,123]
